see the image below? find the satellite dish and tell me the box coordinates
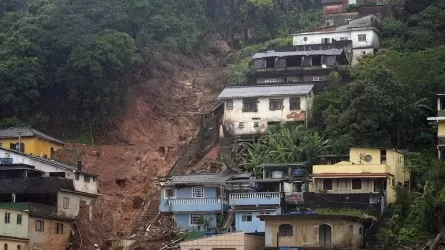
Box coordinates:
[303,37,308,41]
[322,64,327,69]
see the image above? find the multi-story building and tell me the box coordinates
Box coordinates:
[159,174,239,231]
[427,94,445,160]
[310,146,410,204]
[0,127,65,158]
[293,15,382,65]
[252,50,349,91]
[0,202,72,250]
[218,84,314,137]
[0,148,98,219]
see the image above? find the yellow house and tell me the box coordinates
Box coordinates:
[0,127,65,158]
[427,94,445,160]
[311,146,410,203]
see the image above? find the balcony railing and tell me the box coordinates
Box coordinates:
[167,198,224,205]
[229,192,281,206]
[161,198,227,212]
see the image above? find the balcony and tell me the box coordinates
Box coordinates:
[313,164,390,176]
[229,192,281,206]
[162,198,227,212]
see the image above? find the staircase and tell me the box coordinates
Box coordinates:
[169,138,200,176]
[130,191,161,236]
[221,209,235,231]
[366,209,393,250]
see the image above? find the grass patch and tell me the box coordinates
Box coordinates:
[315,208,365,217]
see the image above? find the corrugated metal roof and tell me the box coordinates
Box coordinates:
[218,84,314,99]
[163,174,232,185]
[0,127,65,145]
[252,49,344,59]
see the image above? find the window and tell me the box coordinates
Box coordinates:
[313,76,321,81]
[339,37,349,41]
[226,100,233,110]
[241,213,252,222]
[242,99,258,112]
[17,245,21,250]
[192,187,204,198]
[4,213,10,224]
[352,179,362,190]
[35,220,44,232]
[323,179,333,191]
[279,224,293,237]
[269,99,283,110]
[259,212,270,221]
[238,122,245,128]
[289,98,301,111]
[17,214,22,225]
[358,34,367,42]
[253,122,259,128]
[4,243,7,250]
[164,188,176,199]
[190,214,202,226]
[84,175,90,183]
[75,173,80,180]
[63,197,70,209]
[321,38,331,44]
[56,223,64,234]
[325,20,334,27]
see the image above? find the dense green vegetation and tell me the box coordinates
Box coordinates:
[0,0,318,133]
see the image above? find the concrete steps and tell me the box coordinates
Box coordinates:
[366,209,393,250]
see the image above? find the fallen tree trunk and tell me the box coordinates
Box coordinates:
[430,227,445,250]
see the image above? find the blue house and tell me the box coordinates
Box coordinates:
[159,174,242,231]
[226,163,307,233]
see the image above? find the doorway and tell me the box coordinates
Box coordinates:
[319,224,332,247]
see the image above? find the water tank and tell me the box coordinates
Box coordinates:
[292,168,304,178]
[271,171,284,179]
[0,158,13,164]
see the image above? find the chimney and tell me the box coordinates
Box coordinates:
[77,161,82,172]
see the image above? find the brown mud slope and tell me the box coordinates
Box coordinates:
[54,53,226,249]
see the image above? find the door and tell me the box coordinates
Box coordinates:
[319,224,332,248]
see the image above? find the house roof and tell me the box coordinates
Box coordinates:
[335,14,382,31]
[0,127,65,145]
[162,173,235,186]
[0,147,97,176]
[252,49,344,59]
[312,173,393,178]
[218,84,314,99]
[321,0,343,4]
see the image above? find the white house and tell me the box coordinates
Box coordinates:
[218,84,314,136]
[293,15,381,65]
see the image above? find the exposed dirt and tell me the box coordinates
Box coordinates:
[54,53,227,249]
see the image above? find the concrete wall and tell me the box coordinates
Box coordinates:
[0,148,98,195]
[264,217,363,248]
[180,231,264,250]
[174,213,218,231]
[28,216,70,250]
[0,238,28,250]
[235,209,279,233]
[57,191,94,218]
[0,208,29,239]
[223,94,312,136]
[0,137,63,158]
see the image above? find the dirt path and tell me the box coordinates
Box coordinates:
[55,54,224,249]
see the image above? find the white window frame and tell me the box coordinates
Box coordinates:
[241,213,252,222]
[189,213,203,226]
[17,214,22,225]
[5,212,10,224]
[164,188,176,199]
[192,186,204,198]
[358,34,367,42]
[63,197,70,209]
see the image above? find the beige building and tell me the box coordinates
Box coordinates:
[0,203,72,250]
[0,207,29,250]
[180,232,264,250]
[262,214,366,249]
[311,146,410,203]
